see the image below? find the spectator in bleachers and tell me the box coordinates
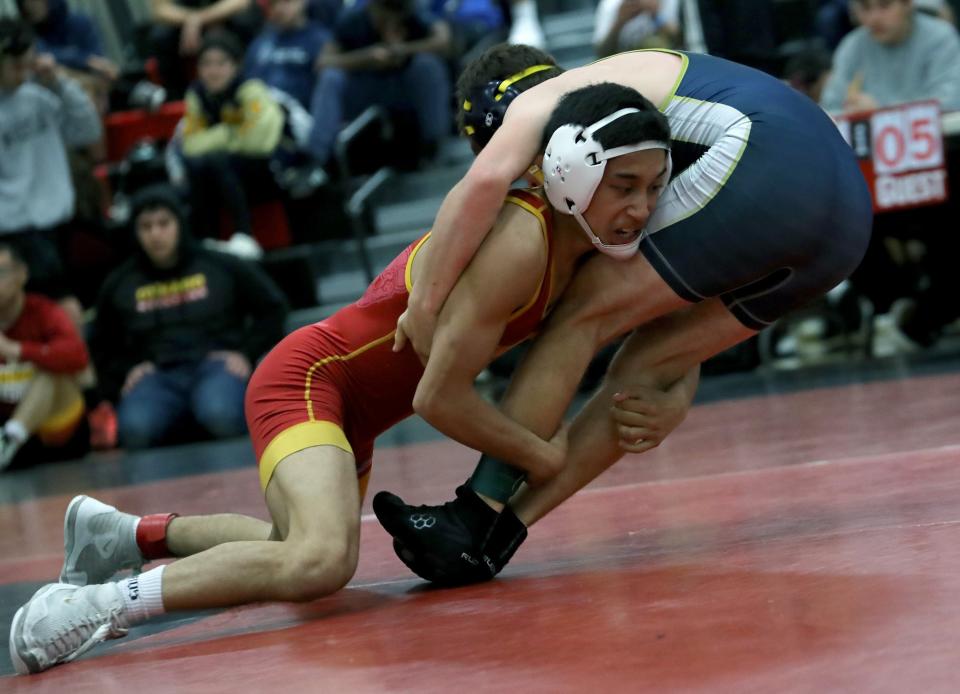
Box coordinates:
[89,185,288,451]
[308,0,452,173]
[244,0,332,109]
[181,30,289,259]
[0,17,102,324]
[820,0,960,113]
[148,0,263,100]
[594,0,681,58]
[0,242,89,471]
[16,0,118,113]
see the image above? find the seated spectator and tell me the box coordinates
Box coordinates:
[0,243,89,471]
[820,0,960,114]
[89,185,288,451]
[244,0,332,109]
[148,0,264,100]
[308,0,452,173]
[181,30,289,259]
[16,0,119,114]
[819,0,960,353]
[594,0,681,58]
[0,18,102,324]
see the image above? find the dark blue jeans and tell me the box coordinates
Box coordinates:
[117,358,248,449]
[308,53,451,166]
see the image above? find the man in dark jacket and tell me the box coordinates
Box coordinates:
[89,185,288,449]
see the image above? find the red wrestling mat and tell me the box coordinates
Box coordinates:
[4,375,960,692]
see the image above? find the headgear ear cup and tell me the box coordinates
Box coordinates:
[462,64,556,148]
[542,108,671,260]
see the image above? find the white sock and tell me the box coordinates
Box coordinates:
[118,565,166,624]
[4,419,28,444]
[512,0,539,24]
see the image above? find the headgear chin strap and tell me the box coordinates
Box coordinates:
[543,107,671,261]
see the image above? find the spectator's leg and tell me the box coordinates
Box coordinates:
[116,368,189,449]
[2,372,82,468]
[228,155,281,207]
[307,67,349,168]
[185,153,254,238]
[189,358,248,440]
[147,24,190,100]
[394,54,452,157]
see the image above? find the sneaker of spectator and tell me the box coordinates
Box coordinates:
[202,231,265,260]
[128,80,168,112]
[87,400,118,450]
[273,161,329,199]
[872,316,921,357]
[508,0,546,48]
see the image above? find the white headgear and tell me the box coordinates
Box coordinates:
[543,107,671,260]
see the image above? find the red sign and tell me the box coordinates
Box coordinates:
[834,100,949,212]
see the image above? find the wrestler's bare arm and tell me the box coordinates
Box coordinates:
[412,206,563,481]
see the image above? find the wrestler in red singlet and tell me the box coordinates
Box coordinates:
[246,189,554,494]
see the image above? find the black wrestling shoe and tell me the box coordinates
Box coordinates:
[374,485,498,584]
[375,486,529,586]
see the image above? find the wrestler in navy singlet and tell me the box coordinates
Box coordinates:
[640,50,872,329]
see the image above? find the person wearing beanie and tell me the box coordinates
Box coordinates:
[86,184,288,450]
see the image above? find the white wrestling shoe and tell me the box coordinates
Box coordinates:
[9,582,129,675]
[60,495,144,586]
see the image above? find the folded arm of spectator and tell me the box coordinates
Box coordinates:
[49,71,103,148]
[318,40,396,71]
[391,19,451,58]
[152,0,252,27]
[10,304,89,373]
[37,10,106,74]
[182,92,232,155]
[226,80,285,156]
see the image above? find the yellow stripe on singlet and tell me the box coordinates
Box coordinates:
[503,194,550,320]
[259,420,354,490]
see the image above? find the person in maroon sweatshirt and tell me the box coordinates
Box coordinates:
[0,241,89,471]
